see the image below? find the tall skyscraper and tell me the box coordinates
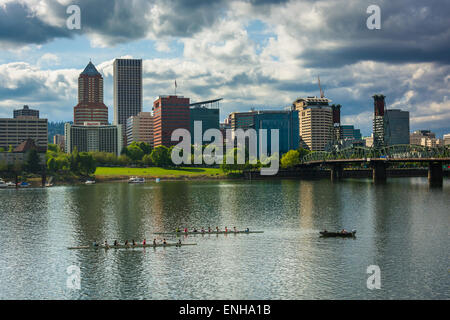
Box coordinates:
[372,95,409,147]
[293,97,333,151]
[385,109,410,145]
[113,59,142,145]
[73,62,108,125]
[153,95,190,147]
[372,94,386,148]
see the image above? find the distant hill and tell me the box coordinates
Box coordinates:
[48,121,71,142]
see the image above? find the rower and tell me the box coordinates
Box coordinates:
[233,227,237,233]
[163,238,167,245]
[208,226,212,233]
[245,228,249,233]
[193,227,198,232]
[104,240,109,248]
[143,239,146,245]
[153,239,157,246]
[201,227,205,233]
[124,240,129,246]
[176,227,180,232]
[132,239,136,246]
[93,240,98,247]
[225,226,228,233]
[184,227,188,233]
[177,239,182,246]
[114,240,118,246]
[216,226,219,232]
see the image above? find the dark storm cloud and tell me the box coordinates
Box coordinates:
[0,2,72,46]
[294,0,450,67]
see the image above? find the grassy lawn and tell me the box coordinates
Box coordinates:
[95,166,224,177]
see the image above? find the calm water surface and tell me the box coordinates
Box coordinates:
[0,178,448,299]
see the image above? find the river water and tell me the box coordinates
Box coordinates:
[0,178,448,299]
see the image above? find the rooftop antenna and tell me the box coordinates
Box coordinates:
[174,79,177,95]
[318,76,324,98]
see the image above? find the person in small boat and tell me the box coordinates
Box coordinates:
[132,239,136,246]
[176,227,180,232]
[340,229,347,234]
[233,227,237,233]
[177,239,182,246]
[104,240,109,248]
[208,226,212,233]
[163,238,167,245]
[93,241,98,247]
[193,227,198,232]
[124,240,129,246]
[225,226,228,233]
[153,239,157,246]
[216,226,220,232]
[245,228,249,233]
[114,240,118,246]
[143,239,146,245]
[184,227,188,233]
[201,227,205,233]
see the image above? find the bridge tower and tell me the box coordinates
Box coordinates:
[428,162,443,187]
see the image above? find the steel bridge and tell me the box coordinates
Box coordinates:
[301,145,450,186]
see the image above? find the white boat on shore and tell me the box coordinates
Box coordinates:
[128,177,145,184]
[0,179,7,188]
[85,180,96,185]
[6,181,16,187]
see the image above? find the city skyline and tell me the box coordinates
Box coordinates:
[0,0,449,138]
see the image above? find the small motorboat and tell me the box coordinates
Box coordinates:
[19,182,30,188]
[128,177,145,184]
[320,229,356,238]
[6,181,16,187]
[85,180,96,185]
[0,179,7,188]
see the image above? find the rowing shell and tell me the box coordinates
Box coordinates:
[153,231,264,235]
[68,243,197,250]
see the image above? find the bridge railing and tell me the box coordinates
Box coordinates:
[301,145,450,163]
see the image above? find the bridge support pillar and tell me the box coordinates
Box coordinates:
[428,162,443,187]
[330,165,343,182]
[372,161,387,183]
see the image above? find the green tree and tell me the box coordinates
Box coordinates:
[297,147,311,162]
[8,145,14,152]
[25,149,42,173]
[142,154,153,166]
[78,152,96,176]
[127,144,145,162]
[280,150,301,168]
[47,157,58,173]
[150,146,171,167]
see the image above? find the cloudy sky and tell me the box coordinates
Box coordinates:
[0,0,449,137]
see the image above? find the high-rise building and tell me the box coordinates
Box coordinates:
[372,94,386,148]
[64,122,122,156]
[293,97,333,151]
[443,133,450,146]
[252,110,299,155]
[385,109,410,145]
[113,59,142,145]
[14,105,39,118]
[53,134,65,151]
[0,108,47,151]
[340,125,362,141]
[73,62,108,125]
[153,95,190,147]
[126,112,154,147]
[410,130,435,145]
[189,99,221,144]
